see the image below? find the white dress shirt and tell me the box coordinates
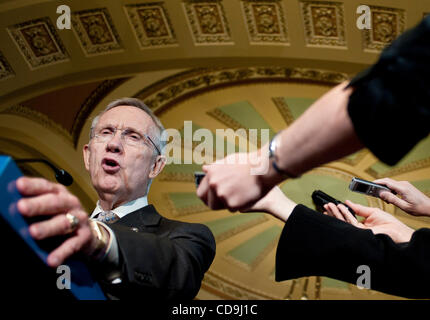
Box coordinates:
[90,196,148,219]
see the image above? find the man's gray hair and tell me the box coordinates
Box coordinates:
[90,97,166,155]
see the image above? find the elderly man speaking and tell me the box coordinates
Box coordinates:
[14,98,216,300]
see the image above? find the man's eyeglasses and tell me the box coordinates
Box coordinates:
[92,127,161,155]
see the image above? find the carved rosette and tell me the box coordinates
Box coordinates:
[124,2,177,48]
[72,8,123,56]
[7,17,69,70]
[300,1,346,48]
[362,6,405,52]
[183,0,233,45]
[241,0,289,45]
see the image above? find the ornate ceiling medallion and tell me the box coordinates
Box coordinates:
[183,0,233,45]
[7,17,69,70]
[72,8,123,56]
[362,6,406,52]
[300,1,347,48]
[124,2,178,48]
[241,0,289,45]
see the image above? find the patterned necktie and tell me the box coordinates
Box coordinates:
[96,211,120,224]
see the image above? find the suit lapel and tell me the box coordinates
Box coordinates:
[113,204,162,228]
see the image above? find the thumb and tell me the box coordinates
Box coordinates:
[345,200,373,218]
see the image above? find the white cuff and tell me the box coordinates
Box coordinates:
[93,221,120,266]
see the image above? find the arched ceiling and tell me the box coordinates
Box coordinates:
[1,0,428,108]
[1,0,430,300]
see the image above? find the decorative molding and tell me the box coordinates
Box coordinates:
[71,78,129,147]
[7,17,69,70]
[366,157,430,179]
[207,108,245,131]
[338,149,368,166]
[307,166,357,183]
[0,51,15,81]
[135,67,349,115]
[272,97,295,125]
[315,276,322,300]
[362,6,406,52]
[183,0,233,45]
[72,8,123,56]
[300,1,346,48]
[202,272,263,299]
[124,2,178,49]
[202,270,281,299]
[0,104,72,144]
[241,0,289,45]
[284,278,298,299]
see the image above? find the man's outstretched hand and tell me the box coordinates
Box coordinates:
[16,177,95,267]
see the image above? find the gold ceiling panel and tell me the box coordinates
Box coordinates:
[241,0,289,45]
[183,0,234,44]
[300,0,347,48]
[1,0,429,108]
[124,2,178,48]
[71,8,123,56]
[7,17,69,70]
[362,6,406,52]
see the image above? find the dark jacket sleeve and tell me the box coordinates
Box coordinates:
[346,16,430,165]
[99,222,215,300]
[275,204,430,299]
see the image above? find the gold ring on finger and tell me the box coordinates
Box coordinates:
[65,213,79,233]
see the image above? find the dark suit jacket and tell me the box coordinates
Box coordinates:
[91,204,216,300]
[275,205,430,299]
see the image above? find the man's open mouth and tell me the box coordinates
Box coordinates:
[102,158,121,173]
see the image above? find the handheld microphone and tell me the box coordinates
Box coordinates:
[14,158,73,186]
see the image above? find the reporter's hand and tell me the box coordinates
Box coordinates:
[196,150,282,212]
[16,177,97,267]
[324,200,414,243]
[374,178,430,217]
[239,186,296,222]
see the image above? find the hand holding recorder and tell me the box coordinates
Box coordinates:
[373,178,430,217]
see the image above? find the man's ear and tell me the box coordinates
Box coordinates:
[83,144,90,171]
[149,155,166,179]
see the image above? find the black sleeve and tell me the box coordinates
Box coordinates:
[99,222,216,301]
[346,16,430,165]
[275,204,430,299]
